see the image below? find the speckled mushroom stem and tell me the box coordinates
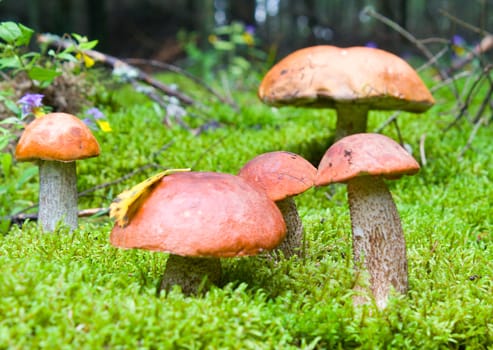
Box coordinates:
[160,254,222,295]
[347,175,408,309]
[38,160,78,232]
[275,197,304,259]
[334,105,369,140]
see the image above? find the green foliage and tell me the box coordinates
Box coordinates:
[178,21,267,87]
[0,21,98,87]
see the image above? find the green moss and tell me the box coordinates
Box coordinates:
[1,70,493,349]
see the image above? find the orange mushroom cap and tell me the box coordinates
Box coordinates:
[110,172,287,258]
[316,133,420,185]
[238,151,316,201]
[259,45,435,112]
[15,112,100,162]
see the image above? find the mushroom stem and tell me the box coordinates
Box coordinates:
[38,160,78,232]
[275,197,304,259]
[334,105,369,140]
[347,175,408,309]
[160,254,222,295]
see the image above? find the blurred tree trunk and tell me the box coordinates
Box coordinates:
[186,0,214,46]
[87,0,107,47]
[230,0,255,25]
[379,0,408,49]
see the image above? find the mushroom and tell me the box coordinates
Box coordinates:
[238,151,316,259]
[258,45,435,140]
[315,133,420,309]
[110,171,286,295]
[15,112,100,232]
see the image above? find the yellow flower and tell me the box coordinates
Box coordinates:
[208,34,218,44]
[243,32,254,46]
[32,107,45,118]
[76,52,95,68]
[96,120,112,132]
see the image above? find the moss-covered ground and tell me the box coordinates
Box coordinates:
[1,70,492,349]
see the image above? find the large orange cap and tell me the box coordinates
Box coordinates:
[316,133,420,185]
[110,172,287,258]
[259,45,435,112]
[15,112,100,162]
[238,151,316,201]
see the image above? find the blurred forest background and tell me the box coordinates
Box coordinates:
[0,0,491,62]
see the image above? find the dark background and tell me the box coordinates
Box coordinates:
[1,0,491,61]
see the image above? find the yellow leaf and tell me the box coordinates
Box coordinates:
[109,168,191,227]
[96,120,112,132]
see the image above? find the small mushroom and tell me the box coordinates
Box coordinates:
[110,171,286,295]
[15,112,100,231]
[315,133,420,309]
[258,45,435,140]
[238,151,316,259]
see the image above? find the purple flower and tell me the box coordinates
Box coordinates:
[365,41,378,48]
[83,107,111,132]
[18,93,44,116]
[86,107,105,120]
[245,25,255,35]
[452,34,466,47]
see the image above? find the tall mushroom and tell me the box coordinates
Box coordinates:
[110,171,286,295]
[238,151,316,259]
[258,45,435,140]
[315,133,420,309]
[15,112,100,231]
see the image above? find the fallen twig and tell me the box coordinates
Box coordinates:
[37,33,196,107]
[361,6,450,82]
[419,134,427,166]
[444,66,491,132]
[457,116,488,160]
[6,207,109,226]
[79,140,175,198]
[77,163,161,198]
[125,58,239,111]
[439,8,491,36]
[448,35,493,74]
[374,112,399,133]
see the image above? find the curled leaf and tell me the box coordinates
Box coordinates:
[109,168,191,227]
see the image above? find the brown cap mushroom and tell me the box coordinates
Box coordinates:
[315,133,420,309]
[15,112,100,231]
[259,45,435,140]
[238,151,316,258]
[110,171,286,295]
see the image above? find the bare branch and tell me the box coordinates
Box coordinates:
[6,207,109,226]
[438,9,491,36]
[457,116,488,159]
[419,134,427,166]
[361,6,450,81]
[37,33,196,106]
[125,58,239,111]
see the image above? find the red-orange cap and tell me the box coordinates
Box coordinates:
[238,151,316,201]
[15,112,100,162]
[259,45,435,112]
[316,133,420,185]
[110,172,287,258]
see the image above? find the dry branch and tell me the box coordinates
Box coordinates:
[7,208,109,226]
[37,33,196,106]
[449,35,493,74]
[361,6,450,82]
[125,58,239,110]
